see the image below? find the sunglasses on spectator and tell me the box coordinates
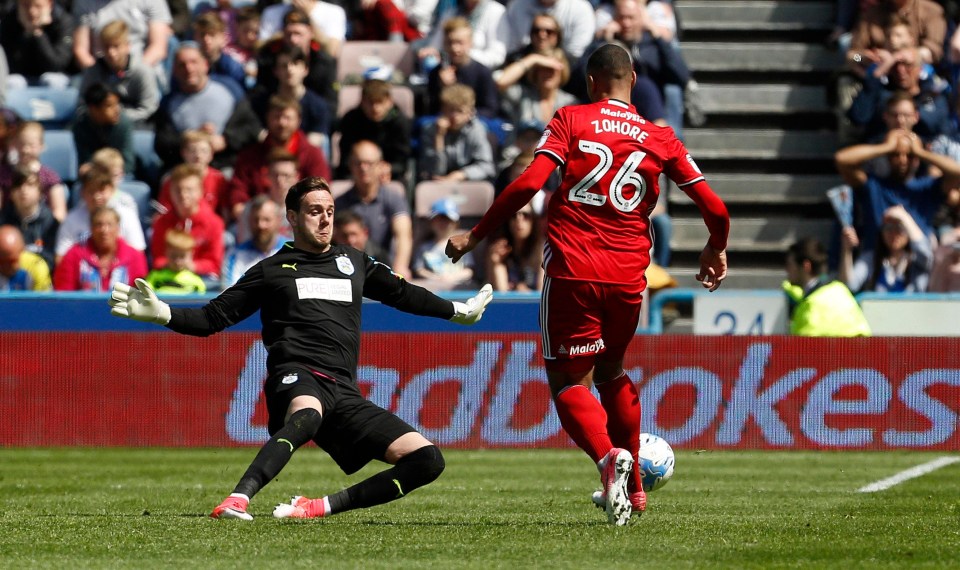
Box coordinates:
[531,26,558,36]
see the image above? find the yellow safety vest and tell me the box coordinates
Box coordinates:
[782,280,872,337]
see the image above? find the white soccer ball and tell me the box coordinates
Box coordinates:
[638,433,675,492]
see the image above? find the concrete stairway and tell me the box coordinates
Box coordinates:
[667,0,842,290]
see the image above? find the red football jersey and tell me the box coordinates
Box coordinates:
[535,98,704,285]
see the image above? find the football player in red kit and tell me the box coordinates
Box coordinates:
[446,43,729,525]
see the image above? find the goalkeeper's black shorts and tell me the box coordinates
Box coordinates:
[265,363,417,475]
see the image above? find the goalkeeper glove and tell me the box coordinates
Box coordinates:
[108,278,172,325]
[450,284,493,325]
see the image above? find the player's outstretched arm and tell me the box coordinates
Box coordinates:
[696,245,727,292]
[108,278,172,325]
[446,154,557,264]
[681,180,730,292]
[445,231,480,264]
[450,284,493,325]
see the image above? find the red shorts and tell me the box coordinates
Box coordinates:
[540,276,644,373]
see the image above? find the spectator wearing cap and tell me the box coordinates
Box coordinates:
[153,42,262,171]
[412,197,475,290]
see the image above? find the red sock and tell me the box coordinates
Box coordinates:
[596,373,642,492]
[553,384,612,463]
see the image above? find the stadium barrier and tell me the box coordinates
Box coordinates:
[2,294,958,450]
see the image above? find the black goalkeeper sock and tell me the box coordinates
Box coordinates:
[328,445,445,514]
[232,408,323,499]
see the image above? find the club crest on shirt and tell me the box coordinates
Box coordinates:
[336,255,355,275]
[536,129,551,149]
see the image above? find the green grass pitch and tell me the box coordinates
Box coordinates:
[1,448,958,569]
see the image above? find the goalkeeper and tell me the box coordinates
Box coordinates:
[108,176,493,521]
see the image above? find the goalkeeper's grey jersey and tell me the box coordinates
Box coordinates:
[165,242,454,385]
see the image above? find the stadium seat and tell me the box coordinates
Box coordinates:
[331,179,404,201]
[337,42,415,84]
[119,180,153,228]
[39,130,79,183]
[336,84,416,119]
[414,180,494,220]
[5,87,80,129]
[133,130,162,188]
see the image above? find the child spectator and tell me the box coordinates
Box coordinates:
[224,6,260,86]
[419,0,505,69]
[199,0,240,46]
[71,0,174,90]
[0,167,59,270]
[839,204,933,293]
[335,78,412,181]
[56,164,145,262]
[157,130,229,220]
[485,201,543,292]
[419,83,496,183]
[54,206,147,292]
[426,17,499,118]
[0,121,68,222]
[78,20,160,125]
[0,224,52,291]
[151,164,225,280]
[0,0,74,89]
[85,147,151,227]
[194,11,247,97]
[146,229,207,294]
[222,195,285,288]
[250,45,332,150]
[333,209,388,262]
[412,197,475,289]
[73,83,135,176]
[256,8,339,109]
[0,121,67,221]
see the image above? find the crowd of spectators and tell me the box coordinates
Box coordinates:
[0,0,691,295]
[829,0,960,294]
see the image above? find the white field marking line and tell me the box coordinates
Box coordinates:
[858,456,960,493]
